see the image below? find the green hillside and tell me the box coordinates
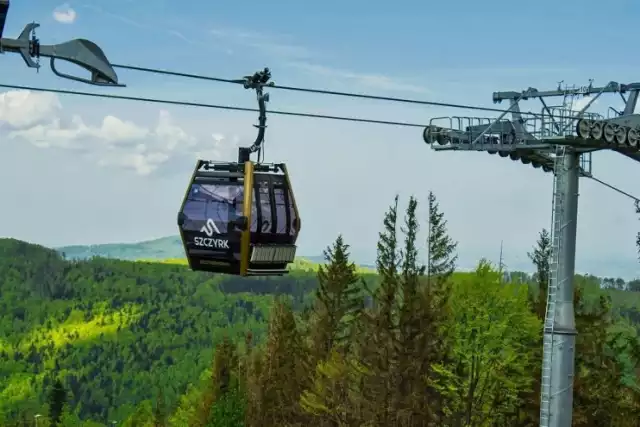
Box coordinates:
[0,237,327,424]
[2,193,640,426]
[1,236,639,425]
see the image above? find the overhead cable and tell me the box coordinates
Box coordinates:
[0,82,428,128]
[112,63,546,117]
[2,84,638,203]
[588,175,640,202]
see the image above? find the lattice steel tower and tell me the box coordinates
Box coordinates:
[423,80,640,427]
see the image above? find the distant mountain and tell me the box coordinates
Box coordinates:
[56,236,185,261]
[55,235,328,265]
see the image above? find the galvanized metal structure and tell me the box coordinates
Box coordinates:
[0,0,122,87]
[423,80,640,427]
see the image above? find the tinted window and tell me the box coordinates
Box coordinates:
[274,187,287,234]
[253,175,272,233]
[288,189,298,236]
[250,190,259,233]
[181,183,242,234]
[259,189,272,233]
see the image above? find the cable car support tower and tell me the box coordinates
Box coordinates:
[423,80,640,427]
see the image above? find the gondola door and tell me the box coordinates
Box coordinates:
[178,163,248,275]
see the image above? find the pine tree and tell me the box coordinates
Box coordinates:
[360,195,401,426]
[255,299,308,426]
[515,228,553,426]
[47,379,67,427]
[426,191,458,286]
[398,197,426,345]
[396,196,429,424]
[528,228,552,319]
[300,348,368,427]
[421,192,459,425]
[211,337,237,399]
[375,195,400,329]
[310,234,364,362]
[195,337,240,427]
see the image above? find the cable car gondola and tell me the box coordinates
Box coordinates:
[177,68,301,276]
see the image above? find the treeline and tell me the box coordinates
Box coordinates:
[173,194,638,427]
[2,192,640,425]
[99,194,640,424]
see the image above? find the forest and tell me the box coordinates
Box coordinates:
[1,192,639,426]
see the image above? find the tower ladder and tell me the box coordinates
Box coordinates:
[539,144,566,427]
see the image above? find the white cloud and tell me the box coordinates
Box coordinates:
[0,90,238,176]
[0,90,61,128]
[81,4,215,49]
[209,28,312,59]
[53,4,77,24]
[571,96,597,112]
[287,62,430,94]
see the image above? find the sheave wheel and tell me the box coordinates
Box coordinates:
[590,121,604,140]
[603,122,616,143]
[576,119,592,139]
[615,126,628,146]
[423,126,438,144]
[627,128,640,148]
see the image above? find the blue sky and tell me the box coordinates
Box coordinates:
[2,0,640,278]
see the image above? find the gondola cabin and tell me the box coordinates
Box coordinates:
[177,160,301,276]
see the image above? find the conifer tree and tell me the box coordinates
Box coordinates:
[310,234,364,362]
[300,348,368,427]
[516,228,553,425]
[211,337,237,399]
[47,379,67,427]
[420,192,459,424]
[243,349,264,427]
[398,196,426,347]
[374,195,400,329]
[528,228,552,319]
[359,195,401,426]
[195,337,241,427]
[256,299,308,426]
[396,196,430,424]
[426,191,458,286]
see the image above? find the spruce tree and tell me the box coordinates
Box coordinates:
[360,195,401,426]
[47,379,67,427]
[422,192,458,424]
[310,234,364,361]
[398,196,425,362]
[212,337,237,399]
[426,191,458,286]
[515,228,553,425]
[258,299,308,426]
[375,195,400,326]
[196,336,240,426]
[528,228,552,319]
[396,196,429,424]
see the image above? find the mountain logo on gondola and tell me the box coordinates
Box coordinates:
[200,218,221,237]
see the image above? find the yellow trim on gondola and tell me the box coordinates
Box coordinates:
[240,161,254,276]
[281,163,301,234]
